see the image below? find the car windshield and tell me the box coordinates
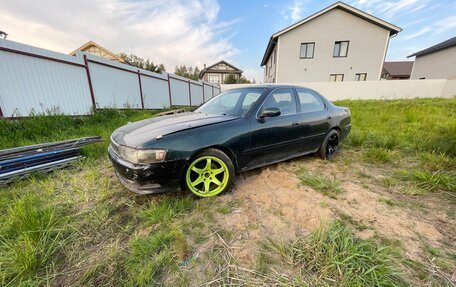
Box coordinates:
[196,88,266,116]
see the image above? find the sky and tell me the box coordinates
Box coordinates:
[1,0,455,82]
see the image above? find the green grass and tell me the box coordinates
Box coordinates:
[140,197,195,225]
[270,221,405,286]
[0,99,455,286]
[296,169,343,198]
[396,170,456,193]
[363,147,394,163]
[335,98,456,156]
[0,195,66,286]
[0,109,166,159]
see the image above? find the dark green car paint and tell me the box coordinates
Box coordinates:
[109,85,351,193]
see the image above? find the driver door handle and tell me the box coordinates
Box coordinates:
[292,121,299,126]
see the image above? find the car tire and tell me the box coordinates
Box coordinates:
[185,148,235,197]
[318,129,339,160]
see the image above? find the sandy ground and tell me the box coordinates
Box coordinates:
[213,150,455,268]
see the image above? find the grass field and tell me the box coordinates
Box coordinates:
[0,98,455,286]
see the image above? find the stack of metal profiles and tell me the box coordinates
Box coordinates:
[0,136,101,185]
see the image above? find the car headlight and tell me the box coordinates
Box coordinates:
[137,149,167,163]
[116,145,167,164]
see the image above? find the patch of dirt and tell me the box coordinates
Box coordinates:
[214,151,453,264]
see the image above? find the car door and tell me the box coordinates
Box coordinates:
[295,88,330,151]
[245,88,303,169]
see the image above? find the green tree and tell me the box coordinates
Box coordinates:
[174,65,200,81]
[224,73,252,84]
[237,76,251,84]
[118,53,166,73]
[224,73,237,84]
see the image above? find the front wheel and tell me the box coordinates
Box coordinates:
[185,148,235,197]
[318,130,339,160]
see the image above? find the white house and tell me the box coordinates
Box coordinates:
[408,36,456,80]
[261,2,401,83]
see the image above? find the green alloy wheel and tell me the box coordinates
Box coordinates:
[185,149,234,197]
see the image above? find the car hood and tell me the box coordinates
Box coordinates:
[111,112,239,148]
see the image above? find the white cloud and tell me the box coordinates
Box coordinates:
[0,0,239,70]
[350,0,426,19]
[434,15,456,34]
[402,26,431,40]
[289,1,303,22]
[282,0,307,23]
[401,15,456,40]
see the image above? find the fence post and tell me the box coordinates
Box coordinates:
[83,55,96,112]
[202,82,205,102]
[137,70,144,109]
[211,84,214,98]
[167,73,173,107]
[188,80,192,106]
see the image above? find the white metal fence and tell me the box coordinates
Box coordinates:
[0,39,220,118]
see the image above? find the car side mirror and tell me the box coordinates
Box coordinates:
[259,107,281,118]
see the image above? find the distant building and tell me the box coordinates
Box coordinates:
[69,41,125,63]
[408,36,456,80]
[381,61,413,80]
[199,60,243,85]
[261,1,401,83]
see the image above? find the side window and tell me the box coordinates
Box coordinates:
[262,88,297,116]
[297,89,325,113]
[241,92,262,116]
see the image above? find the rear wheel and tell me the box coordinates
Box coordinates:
[318,130,339,160]
[185,149,234,197]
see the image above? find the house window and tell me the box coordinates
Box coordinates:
[329,74,344,82]
[208,74,219,84]
[355,73,367,81]
[300,42,315,59]
[333,41,349,57]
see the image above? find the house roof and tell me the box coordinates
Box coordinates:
[382,61,413,77]
[260,1,402,66]
[199,60,243,78]
[69,41,125,63]
[407,36,456,58]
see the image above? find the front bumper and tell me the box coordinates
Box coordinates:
[108,146,185,194]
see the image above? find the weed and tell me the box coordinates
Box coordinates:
[363,147,394,163]
[398,170,455,193]
[125,226,188,286]
[337,211,370,231]
[271,221,406,286]
[296,169,342,198]
[0,195,66,285]
[140,197,195,225]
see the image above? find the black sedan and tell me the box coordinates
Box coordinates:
[109,85,351,197]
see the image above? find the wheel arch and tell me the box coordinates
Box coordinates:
[185,145,238,174]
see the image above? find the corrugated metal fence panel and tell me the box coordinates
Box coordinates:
[1,39,83,65]
[190,83,204,106]
[213,86,221,96]
[87,59,141,109]
[0,42,92,117]
[169,76,190,105]
[141,71,170,109]
[203,84,213,100]
[0,39,222,117]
